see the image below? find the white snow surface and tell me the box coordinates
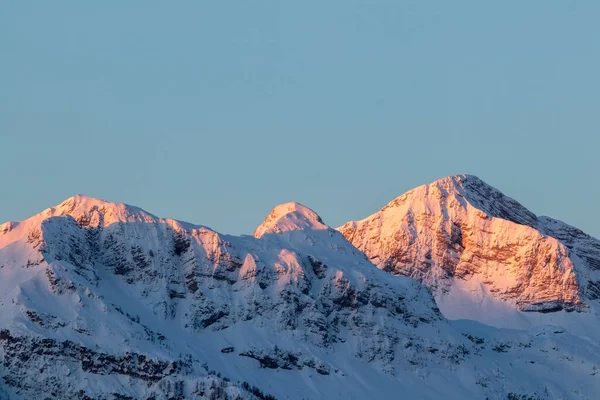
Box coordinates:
[1,191,600,399]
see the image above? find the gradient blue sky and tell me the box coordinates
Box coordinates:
[2,2,599,237]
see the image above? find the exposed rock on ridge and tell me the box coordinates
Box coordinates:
[338,174,599,312]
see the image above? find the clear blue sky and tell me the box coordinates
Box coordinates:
[2,2,599,237]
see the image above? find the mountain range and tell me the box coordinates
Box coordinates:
[1,175,600,399]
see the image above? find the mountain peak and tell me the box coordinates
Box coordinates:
[44,194,159,228]
[338,174,591,316]
[378,174,538,228]
[56,194,110,211]
[253,202,328,238]
[440,174,539,227]
[435,174,486,191]
[424,174,503,199]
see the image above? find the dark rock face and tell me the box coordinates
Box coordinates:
[586,281,600,300]
[0,330,187,399]
[306,256,327,279]
[239,347,329,375]
[0,330,275,400]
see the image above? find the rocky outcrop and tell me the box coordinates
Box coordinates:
[338,175,598,312]
[0,329,274,400]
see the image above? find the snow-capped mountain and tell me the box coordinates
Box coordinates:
[1,191,600,399]
[338,174,600,326]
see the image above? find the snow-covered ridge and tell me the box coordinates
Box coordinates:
[0,195,445,399]
[1,194,158,231]
[2,190,600,399]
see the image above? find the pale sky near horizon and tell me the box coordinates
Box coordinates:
[1,2,599,238]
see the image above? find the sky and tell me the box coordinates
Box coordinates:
[1,1,599,238]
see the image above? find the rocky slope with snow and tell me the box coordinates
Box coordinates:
[1,192,600,399]
[338,174,600,317]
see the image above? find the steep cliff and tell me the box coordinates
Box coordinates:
[338,175,600,313]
